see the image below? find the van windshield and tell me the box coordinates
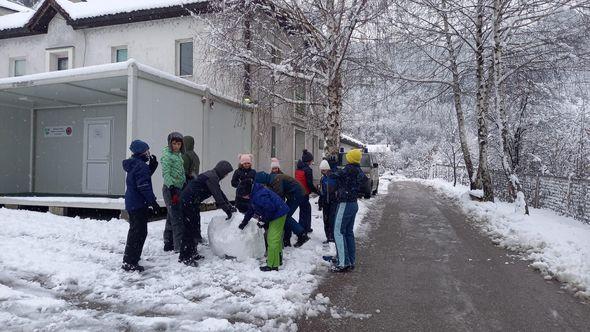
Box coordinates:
[338,153,372,167]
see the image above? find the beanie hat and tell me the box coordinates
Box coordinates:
[129,140,149,155]
[270,158,280,169]
[239,154,253,165]
[346,149,363,165]
[301,149,314,163]
[319,159,331,171]
[167,132,183,149]
[237,178,254,197]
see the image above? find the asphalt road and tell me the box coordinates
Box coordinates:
[298,181,590,332]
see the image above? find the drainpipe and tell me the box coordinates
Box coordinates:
[126,60,138,157]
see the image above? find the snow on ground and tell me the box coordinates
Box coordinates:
[403,177,590,299]
[0,181,388,331]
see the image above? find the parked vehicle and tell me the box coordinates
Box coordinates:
[338,149,379,198]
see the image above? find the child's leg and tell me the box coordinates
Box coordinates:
[179,200,199,261]
[170,195,184,252]
[162,186,174,248]
[123,208,149,265]
[298,196,312,233]
[328,203,337,242]
[266,215,287,268]
[342,202,359,266]
[333,203,348,267]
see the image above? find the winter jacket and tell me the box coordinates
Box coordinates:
[161,146,186,189]
[231,166,257,188]
[319,173,338,208]
[329,161,368,203]
[242,183,290,226]
[182,161,234,214]
[255,172,305,201]
[295,160,318,195]
[182,136,200,180]
[123,155,158,212]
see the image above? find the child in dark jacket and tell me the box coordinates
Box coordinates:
[295,149,319,234]
[121,140,160,272]
[318,160,338,243]
[231,154,256,213]
[328,149,368,273]
[238,180,290,271]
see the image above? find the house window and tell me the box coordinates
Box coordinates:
[10,58,26,77]
[176,39,193,77]
[271,126,278,158]
[294,129,306,163]
[46,47,74,72]
[294,81,306,117]
[112,46,128,63]
[313,135,318,159]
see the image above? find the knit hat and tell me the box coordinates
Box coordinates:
[270,158,280,169]
[301,149,314,163]
[346,149,363,165]
[239,154,253,165]
[129,140,149,155]
[319,159,331,171]
[236,178,254,197]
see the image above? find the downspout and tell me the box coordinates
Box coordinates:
[201,88,211,169]
[126,60,139,157]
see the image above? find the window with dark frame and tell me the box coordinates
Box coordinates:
[178,41,193,76]
[13,59,25,77]
[57,57,68,71]
[116,48,128,62]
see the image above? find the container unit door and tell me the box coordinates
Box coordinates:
[83,118,112,194]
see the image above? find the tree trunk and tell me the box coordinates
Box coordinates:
[475,0,494,202]
[492,0,529,214]
[442,1,477,190]
[324,73,343,157]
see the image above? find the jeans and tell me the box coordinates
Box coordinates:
[163,185,185,251]
[123,208,149,265]
[283,196,305,243]
[333,201,359,267]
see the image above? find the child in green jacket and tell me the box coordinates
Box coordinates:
[161,132,186,252]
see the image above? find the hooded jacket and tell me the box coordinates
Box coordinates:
[295,160,319,195]
[255,171,305,202]
[182,160,234,214]
[182,136,200,180]
[329,161,368,203]
[122,155,157,211]
[242,183,290,226]
[231,165,257,188]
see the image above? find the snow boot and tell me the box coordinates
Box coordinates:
[293,234,310,248]
[121,263,145,272]
[330,265,349,273]
[283,239,292,247]
[260,266,279,272]
[163,243,174,252]
[180,258,199,267]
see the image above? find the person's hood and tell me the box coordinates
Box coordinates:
[296,159,307,170]
[122,156,145,172]
[251,182,265,195]
[183,136,195,152]
[214,160,234,179]
[255,171,271,184]
[167,132,184,150]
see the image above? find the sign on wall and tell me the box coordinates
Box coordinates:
[43,126,73,138]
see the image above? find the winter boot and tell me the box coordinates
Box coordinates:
[259,266,279,272]
[180,258,199,267]
[330,265,349,273]
[293,234,310,248]
[121,262,145,272]
[283,239,292,247]
[163,243,174,252]
[279,252,283,266]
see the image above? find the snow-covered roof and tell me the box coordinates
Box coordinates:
[0,9,32,30]
[0,0,31,13]
[54,0,206,20]
[340,133,366,148]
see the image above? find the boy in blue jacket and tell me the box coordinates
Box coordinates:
[318,160,338,243]
[237,179,290,271]
[121,140,160,272]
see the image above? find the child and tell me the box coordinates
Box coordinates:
[328,149,368,273]
[121,140,160,272]
[231,154,256,213]
[237,179,290,271]
[318,160,337,244]
[295,149,319,234]
[182,135,201,181]
[179,160,236,267]
[270,158,283,174]
[255,171,310,248]
[161,132,186,252]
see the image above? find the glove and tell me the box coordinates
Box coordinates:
[256,221,265,228]
[148,202,160,216]
[230,205,238,213]
[148,155,158,173]
[238,220,248,230]
[171,193,180,205]
[225,210,233,221]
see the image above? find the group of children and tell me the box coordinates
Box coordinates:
[122,134,367,273]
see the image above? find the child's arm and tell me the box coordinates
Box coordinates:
[231,170,240,188]
[136,164,157,205]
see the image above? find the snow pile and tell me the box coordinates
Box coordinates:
[55,0,207,20]
[410,178,590,299]
[208,214,266,261]
[0,179,387,331]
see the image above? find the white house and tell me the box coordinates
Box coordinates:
[0,0,324,212]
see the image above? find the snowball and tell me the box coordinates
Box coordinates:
[207,214,266,261]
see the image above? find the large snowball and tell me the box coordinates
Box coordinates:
[207,214,266,261]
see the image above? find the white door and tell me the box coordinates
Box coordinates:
[83,118,112,194]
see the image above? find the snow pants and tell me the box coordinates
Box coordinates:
[178,197,201,262]
[123,208,149,265]
[334,201,359,268]
[322,202,336,242]
[283,196,305,243]
[299,195,312,233]
[267,215,287,268]
[163,185,185,251]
